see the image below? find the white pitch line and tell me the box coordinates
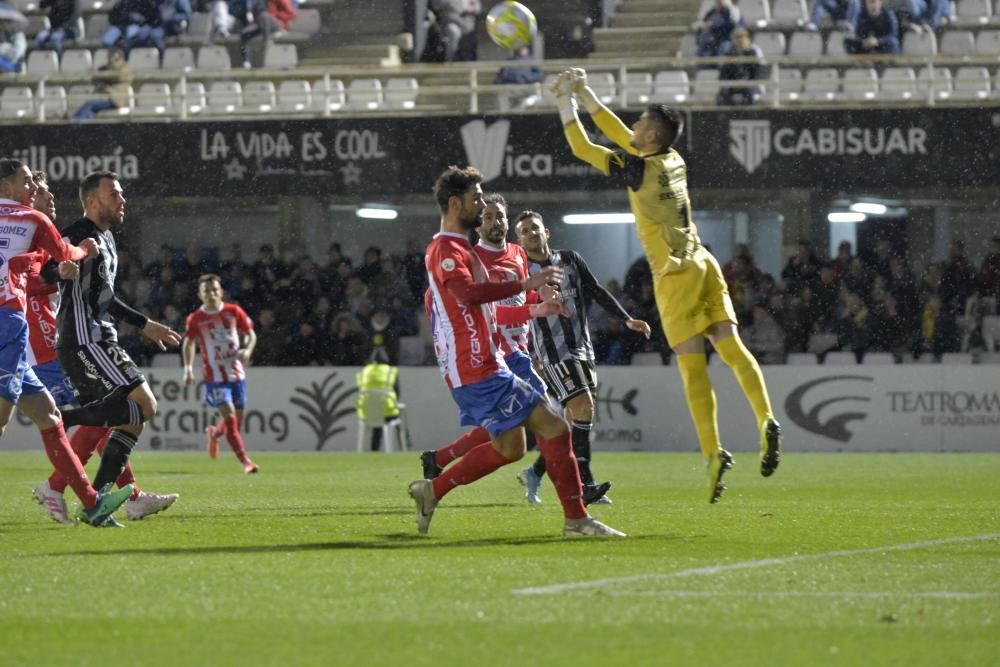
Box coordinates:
[511,533,1000,596]
[603,591,998,600]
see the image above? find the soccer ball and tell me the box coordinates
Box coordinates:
[486,1,538,51]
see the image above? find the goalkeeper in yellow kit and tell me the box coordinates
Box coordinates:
[553,68,781,503]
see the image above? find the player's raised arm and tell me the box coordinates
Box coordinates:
[567,68,641,156]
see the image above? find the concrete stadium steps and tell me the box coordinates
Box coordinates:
[300,44,402,68]
[593,0,700,58]
[299,0,403,67]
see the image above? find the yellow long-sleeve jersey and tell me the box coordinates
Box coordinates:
[563,108,701,276]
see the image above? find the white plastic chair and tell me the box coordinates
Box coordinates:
[916,66,953,100]
[939,30,976,56]
[880,67,917,100]
[384,77,418,109]
[841,68,879,101]
[60,49,93,74]
[754,31,787,58]
[135,82,172,114]
[652,70,689,103]
[207,81,243,113]
[952,66,990,100]
[801,67,840,102]
[786,352,818,365]
[589,72,616,104]
[623,72,654,105]
[823,351,858,365]
[787,30,823,57]
[277,79,311,111]
[128,46,160,72]
[197,45,232,71]
[40,85,67,117]
[862,352,895,365]
[902,30,937,55]
[356,389,408,453]
[27,50,59,76]
[162,47,195,71]
[347,78,383,109]
[689,68,720,103]
[243,80,276,110]
[263,43,298,69]
[0,87,34,119]
[952,0,992,27]
[312,78,345,111]
[769,0,808,27]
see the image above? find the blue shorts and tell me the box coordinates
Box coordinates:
[0,308,47,405]
[204,380,247,410]
[451,366,543,437]
[504,350,546,396]
[32,359,78,408]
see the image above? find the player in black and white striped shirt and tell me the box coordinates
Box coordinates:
[514,210,650,505]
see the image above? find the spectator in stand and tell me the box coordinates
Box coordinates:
[495,45,544,84]
[35,0,80,59]
[868,237,893,279]
[401,238,427,297]
[977,236,1000,302]
[868,295,910,356]
[388,295,418,337]
[430,0,481,62]
[251,309,284,365]
[594,318,631,365]
[829,240,854,281]
[742,304,785,364]
[717,28,768,106]
[844,0,900,56]
[917,294,959,359]
[781,239,822,295]
[72,47,134,120]
[326,313,367,366]
[887,256,919,322]
[695,0,744,58]
[814,264,841,320]
[834,292,870,361]
[174,242,206,284]
[252,243,280,288]
[157,0,193,47]
[344,277,369,315]
[354,246,382,285]
[806,0,861,30]
[938,240,977,322]
[286,319,322,366]
[623,256,652,305]
[369,256,412,310]
[240,0,294,69]
[0,17,26,73]
[145,244,174,280]
[725,251,762,321]
[207,0,248,42]
[906,0,950,32]
[102,0,161,54]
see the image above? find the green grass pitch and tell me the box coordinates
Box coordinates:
[1,451,997,667]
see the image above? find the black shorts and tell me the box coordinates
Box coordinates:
[57,342,145,405]
[541,359,597,406]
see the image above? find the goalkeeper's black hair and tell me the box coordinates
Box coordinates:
[646,105,684,151]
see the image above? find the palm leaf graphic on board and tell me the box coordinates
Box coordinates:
[290,372,358,450]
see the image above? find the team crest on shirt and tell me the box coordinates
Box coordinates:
[441,258,455,271]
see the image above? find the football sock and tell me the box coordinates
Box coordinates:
[40,423,97,508]
[48,425,110,494]
[714,335,774,425]
[535,431,586,520]
[221,415,249,463]
[92,430,138,490]
[61,395,145,428]
[676,353,721,460]
[96,435,140,498]
[431,441,511,500]
[435,427,490,467]
[531,454,547,478]
[571,419,595,486]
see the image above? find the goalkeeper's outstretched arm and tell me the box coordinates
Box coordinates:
[555,73,618,177]
[569,68,642,156]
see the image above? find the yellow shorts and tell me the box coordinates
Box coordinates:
[653,246,738,348]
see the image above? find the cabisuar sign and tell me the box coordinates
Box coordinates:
[1,108,998,196]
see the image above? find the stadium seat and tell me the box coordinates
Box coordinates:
[26,50,59,75]
[79,0,110,11]
[786,352,818,365]
[540,73,558,106]
[197,45,232,71]
[754,31,787,57]
[162,47,195,71]
[825,33,849,56]
[902,353,936,364]
[207,81,243,113]
[347,78,383,110]
[689,68,720,103]
[188,12,212,41]
[939,30,976,56]
[951,0,992,27]
[589,72,616,104]
[952,66,991,99]
[174,80,206,114]
[787,30,823,57]
[287,8,321,35]
[67,84,97,110]
[356,389,407,452]
[25,14,50,39]
[243,80,276,110]
[778,68,803,102]
[676,33,697,58]
[801,67,840,102]
[742,0,772,28]
[398,336,427,365]
[975,29,1000,54]
[92,48,108,70]
[630,352,663,366]
[652,70,689,103]
[862,352,896,365]
[40,85,67,117]
[941,352,974,364]
[312,78,345,111]
[263,43,298,69]
[916,66,953,99]
[995,0,1000,23]
[981,351,1000,364]
[60,49,93,74]
[879,67,917,100]
[823,351,857,365]
[623,72,653,105]
[128,47,160,72]
[384,77,418,109]
[902,30,937,55]
[85,14,110,44]
[0,87,34,119]
[135,83,172,114]
[841,67,878,101]
[768,0,808,28]
[277,80,311,111]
